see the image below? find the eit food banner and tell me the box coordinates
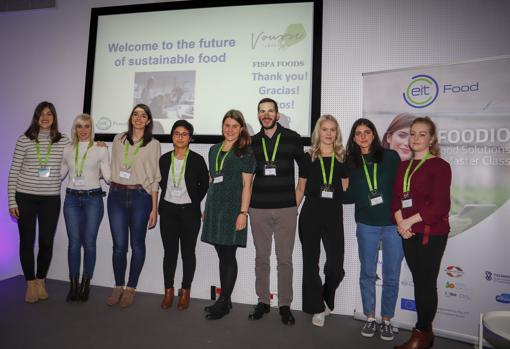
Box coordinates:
[361,56,510,342]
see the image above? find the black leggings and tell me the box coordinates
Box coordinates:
[16,192,61,280]
[403,234,447,331]
[159,201,201,289]
[214,244,238,300]
[299,199,345,314]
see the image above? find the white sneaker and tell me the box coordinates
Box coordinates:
[324,304,332,316]
[312,312,326,327]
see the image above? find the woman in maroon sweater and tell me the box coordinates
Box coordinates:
[391,117,451,349]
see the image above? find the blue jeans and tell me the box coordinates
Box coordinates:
[63,189,104,279]
[356,223,404,318]
[107,186,152,288]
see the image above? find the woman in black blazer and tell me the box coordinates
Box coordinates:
[159,120,209,310]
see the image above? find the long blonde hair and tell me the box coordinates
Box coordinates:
[71,113,94,147]
[411,116,441,156]
[309,115,345,162]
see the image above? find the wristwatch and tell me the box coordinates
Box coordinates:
[239,211,249,217]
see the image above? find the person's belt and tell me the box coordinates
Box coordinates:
[66,188,105,196]
[110,182,143,190]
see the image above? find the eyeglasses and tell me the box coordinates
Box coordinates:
[173,132,190,138]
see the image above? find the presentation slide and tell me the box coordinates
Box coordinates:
[85,1,318,139]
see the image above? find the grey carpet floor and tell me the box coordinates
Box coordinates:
[0,276,472,349]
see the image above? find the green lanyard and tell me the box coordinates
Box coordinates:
[262,133,281,162]
[403,152,431,193]
[35,141,52,167]
[171,149,189,187]
[215,143,231,174]
[74,143,92,177]
[318,154,335,186]
[123,139,144,169]
[361,156,378,193]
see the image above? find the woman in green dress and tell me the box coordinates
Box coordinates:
[201,109,255,320]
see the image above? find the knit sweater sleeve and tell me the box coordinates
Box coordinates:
[7,136,27,209]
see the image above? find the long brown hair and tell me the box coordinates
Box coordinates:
[123,103,153,147]
[24,101,62,143]
[411,116,441,156]
[222,109,251,157]
[381,112,414,149]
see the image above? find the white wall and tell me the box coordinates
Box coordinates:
[1,0,509,317]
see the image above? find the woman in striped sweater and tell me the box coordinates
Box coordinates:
[8,101,70,303]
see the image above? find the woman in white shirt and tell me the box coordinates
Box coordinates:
[106,104,161,308]
[61,114,110,302]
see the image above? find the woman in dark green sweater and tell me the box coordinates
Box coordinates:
[345,118,403,342]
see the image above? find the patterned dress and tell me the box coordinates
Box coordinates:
[201,143,255,247]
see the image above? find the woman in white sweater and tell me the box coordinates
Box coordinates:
[8,101,70,303]
[106,104,161,308]
[61,114,111,302]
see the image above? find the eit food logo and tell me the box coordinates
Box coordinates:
[445,266,464,278]
[403,74,439,108]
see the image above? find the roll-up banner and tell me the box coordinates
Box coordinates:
[359,56,510,343]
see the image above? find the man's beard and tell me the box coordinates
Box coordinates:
[260,118,277,130]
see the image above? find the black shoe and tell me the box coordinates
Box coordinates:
[279,306,296,326]
[79,277,91,302]
[204,297,232,313]
[205,298,230,320]
[248,302,270,320]
[66,277,79,302]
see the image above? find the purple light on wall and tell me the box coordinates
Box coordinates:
[0,164,22,279]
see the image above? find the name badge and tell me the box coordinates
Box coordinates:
[264,162,277,176]
[320,185,334,199]
[119,170,131,179]
[369,192,383,206]
[402,198,413,208]
[74,176,86,186]
[170,187,185,197]
[402,192,412,208]
[213,175,224,184]
[38,167,51,178]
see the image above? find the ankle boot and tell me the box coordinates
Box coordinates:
[161,288,174,309]
[177,288,190,311]
[394,328,431,349]
[34,278,49,300]
[204,296,233,312]
[66,277,79,302]
[423,324,434,347]
[205,297,230,320]
[25,280,38,303]
[106,286,124,306]
[79,277,91,302]
[119,287,136,308]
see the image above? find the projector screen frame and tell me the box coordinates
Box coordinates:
[84,0,323,145]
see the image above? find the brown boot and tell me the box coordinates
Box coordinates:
[119,287,136,308]
[394,328,431,349]
[25,280,38,303]
[177,288,190,311]
[106,286,124,306]
[34,278,49,300]
[423,324,434,347]
[161,288,174,309]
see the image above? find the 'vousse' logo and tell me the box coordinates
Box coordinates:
[403,74,439,108]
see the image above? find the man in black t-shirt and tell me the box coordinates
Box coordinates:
[248,98,305,325]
